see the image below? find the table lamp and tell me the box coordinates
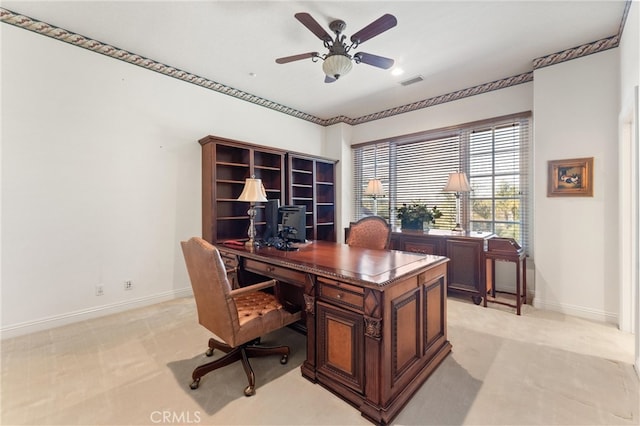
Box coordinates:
[237,176,268,247]
[443,172,471,233]
[364,178,386,215]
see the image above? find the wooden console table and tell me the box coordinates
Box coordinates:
[218,241,451,425]
[390,229,494,304]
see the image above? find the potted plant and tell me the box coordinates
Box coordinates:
[396,202,443,230]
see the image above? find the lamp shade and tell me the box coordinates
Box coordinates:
[443,172,471,192]
[322,54,353,79]
[364,179,385,197]
[237,178,268,202]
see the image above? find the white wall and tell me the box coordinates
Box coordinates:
[341,49,623,327]
[617,0,639,375]
[348,83,534,146]
[2,9,632,341]
[1,25,324,337]
[323,123,352,244]
[533,49,620,323]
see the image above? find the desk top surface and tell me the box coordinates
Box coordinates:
[219,240,448,288]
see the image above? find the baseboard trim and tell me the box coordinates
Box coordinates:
[532,297,619,325]
[1,287,193,339]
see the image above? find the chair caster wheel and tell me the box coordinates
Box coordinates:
[280,354,288,365]
[205,348,214,357]
[189,379,200,390]
[244,385,255,397]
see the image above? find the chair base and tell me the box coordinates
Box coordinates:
[190,337,290,396]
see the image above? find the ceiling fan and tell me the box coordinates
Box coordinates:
[275,12,397,83]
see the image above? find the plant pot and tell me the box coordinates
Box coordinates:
[401,219,423,230]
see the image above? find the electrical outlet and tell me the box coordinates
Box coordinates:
[124,280,133,291]
[95,285,104,296]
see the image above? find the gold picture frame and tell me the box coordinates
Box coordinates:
[547,157,594,197]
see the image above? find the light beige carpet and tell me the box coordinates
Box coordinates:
[1,296,637,425]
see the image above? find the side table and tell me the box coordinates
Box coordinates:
[484,237,527,315]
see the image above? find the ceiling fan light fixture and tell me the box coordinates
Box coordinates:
[322,54,352,79]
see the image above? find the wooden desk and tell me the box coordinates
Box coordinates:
[218,241,451,425]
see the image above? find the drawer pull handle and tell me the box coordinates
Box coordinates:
[267,266,275,272]
[336,292,343,299]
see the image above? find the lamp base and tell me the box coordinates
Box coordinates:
[451,224,465,234]
[245,205,258,248]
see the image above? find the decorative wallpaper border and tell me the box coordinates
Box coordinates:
[532,35,619,70]
[1,4,629,127]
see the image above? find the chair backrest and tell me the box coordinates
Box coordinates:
[181,237,239,345]
[346,216,391,250]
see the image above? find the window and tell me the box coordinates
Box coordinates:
[468,123,530,248]
[353,112,531,253]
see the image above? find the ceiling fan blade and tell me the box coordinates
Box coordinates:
[324,75,337,84]
[276,52,319,64]
[354,52,394,69]
[295,12,333,42]
[350,14,397,45]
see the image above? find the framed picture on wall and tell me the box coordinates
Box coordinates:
[547,157,594,197]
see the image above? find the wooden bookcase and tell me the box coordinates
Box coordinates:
[287,154,337,242]
[200,136,337,244]
[200,136,285,243]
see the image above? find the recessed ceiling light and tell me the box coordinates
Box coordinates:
[391,68,404,76]
[249,72,257,78]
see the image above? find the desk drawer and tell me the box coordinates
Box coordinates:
[217,250,239,288]
[318,278,364,312]
[244,259,306,285]
[221,255,238,271]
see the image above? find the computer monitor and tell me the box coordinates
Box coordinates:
[278,205,306,242]
[263,199,280,241]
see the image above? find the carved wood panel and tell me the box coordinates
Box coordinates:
[316,301,364,393]
[390,288,421,380]
[446,239,482,292]
[424,278,445,352]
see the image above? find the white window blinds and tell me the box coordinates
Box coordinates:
[352,112,532,253]
[395,134,461,230]
[468,120,531,250]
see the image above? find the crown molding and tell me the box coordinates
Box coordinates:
[1,5,627,127]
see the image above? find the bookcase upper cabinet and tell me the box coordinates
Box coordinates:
[200,136,338,244]
[200,136,285,244]
[287,153,338,242]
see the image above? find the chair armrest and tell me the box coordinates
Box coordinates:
[229,279,277,297]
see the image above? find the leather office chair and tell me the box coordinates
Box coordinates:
[181,237,302,396]
[345,216,392,250]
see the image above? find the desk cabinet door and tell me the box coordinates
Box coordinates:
[446,239,484,303]
[316,301,364,393]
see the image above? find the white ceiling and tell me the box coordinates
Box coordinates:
[2,1,628,121]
